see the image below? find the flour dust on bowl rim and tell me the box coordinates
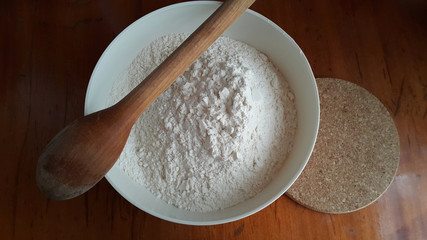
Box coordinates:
[85,1,319,225]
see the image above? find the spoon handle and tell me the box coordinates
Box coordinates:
[117,0,256,123]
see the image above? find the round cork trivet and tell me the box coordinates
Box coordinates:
[286,78,400,214]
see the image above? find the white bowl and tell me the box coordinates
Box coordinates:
[85,1,319,225]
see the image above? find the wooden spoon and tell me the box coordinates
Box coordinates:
[37,0,256,200]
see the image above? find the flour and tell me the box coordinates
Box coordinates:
[108,34,297,212]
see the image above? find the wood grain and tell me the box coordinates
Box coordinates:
[1,0,426,239]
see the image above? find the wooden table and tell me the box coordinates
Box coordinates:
[1,0,426,239]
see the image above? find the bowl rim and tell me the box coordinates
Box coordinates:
[85,1,319,225]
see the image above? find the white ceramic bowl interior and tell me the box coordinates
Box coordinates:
[85,1,319,225]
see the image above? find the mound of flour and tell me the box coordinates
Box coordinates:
[108,34,297,212]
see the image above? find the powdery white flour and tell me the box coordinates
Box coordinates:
[108,34,297,212]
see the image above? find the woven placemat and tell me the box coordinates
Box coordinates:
[286,78,400,214]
